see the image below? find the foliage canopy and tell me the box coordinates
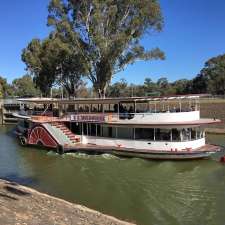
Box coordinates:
[47,0,165,97]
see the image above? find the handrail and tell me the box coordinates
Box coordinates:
[30,110,199,123]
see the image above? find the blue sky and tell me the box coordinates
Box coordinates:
[0,0,225,84]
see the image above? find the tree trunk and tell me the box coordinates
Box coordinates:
[98,88,106,99]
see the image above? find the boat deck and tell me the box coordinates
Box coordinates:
[61,143,220,160]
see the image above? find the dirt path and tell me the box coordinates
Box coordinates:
[0,179,134,225]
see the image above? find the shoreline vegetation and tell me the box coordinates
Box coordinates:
[0,179,133,225]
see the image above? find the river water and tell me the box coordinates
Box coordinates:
[0,125,225,225]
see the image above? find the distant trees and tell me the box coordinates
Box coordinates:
[1,52,225,98]
[107,79,129,97]
[172,79,192,95]
[198,54,225,95]
[12,74,40,97]
[0,75,39,98]
[0,76,13,98]
[191,74,207,94]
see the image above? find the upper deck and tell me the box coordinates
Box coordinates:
[17,94,220,126]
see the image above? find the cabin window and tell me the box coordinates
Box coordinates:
[135,128,154,140]
[191,129,197,140]
[181,128,190,141]
[102,126,109,137]
[181,128,203,141]
[155,129,171,141]
[171,129,180,141]
[196,128,204,139]
[117,127,133,139]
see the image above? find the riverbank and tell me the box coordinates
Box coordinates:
[200,99,225,134]
[0,179,133,225]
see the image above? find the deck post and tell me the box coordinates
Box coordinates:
[170,129,173,142]
[153,128,156,140]
[179,100,182,112]
[180,130,183,141]
[81,122,84,142]
[133,128,136,140]
[58,104,63,117]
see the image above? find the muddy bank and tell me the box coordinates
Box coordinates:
[0,179,133,225]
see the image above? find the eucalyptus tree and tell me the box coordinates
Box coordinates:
[22,37,60,96]
[48,0,165,98]
[22,34,87,97]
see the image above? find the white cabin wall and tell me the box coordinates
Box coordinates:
[80,135,205,151]
[131,111,200,123]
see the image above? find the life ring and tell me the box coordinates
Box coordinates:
[19,136,27,146]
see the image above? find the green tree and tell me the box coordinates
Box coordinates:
[22,35,87,97]
[172,79,192,94]
[22,38,57,96]
[144,78,157,94]
[0,83,3,98]
[191,74,207,94]
[199,54,225,95]
[0,76,13,97]
[48,0,165,98]
[107,79,129,97]
[12,74,40,97]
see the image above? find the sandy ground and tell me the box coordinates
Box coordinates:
[0,179,134,225]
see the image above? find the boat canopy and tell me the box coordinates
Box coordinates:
[17,94,210,105]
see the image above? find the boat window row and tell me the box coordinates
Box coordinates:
[69,123,204,141]
[19,99,200,117]
[66,101,199,114]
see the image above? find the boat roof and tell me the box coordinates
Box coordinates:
[17,94,210,105]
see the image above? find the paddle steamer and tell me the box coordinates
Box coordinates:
[14,94,221,159]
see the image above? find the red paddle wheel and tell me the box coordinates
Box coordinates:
[28,125,58,148]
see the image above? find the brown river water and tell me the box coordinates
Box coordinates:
[0,125,225,225]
